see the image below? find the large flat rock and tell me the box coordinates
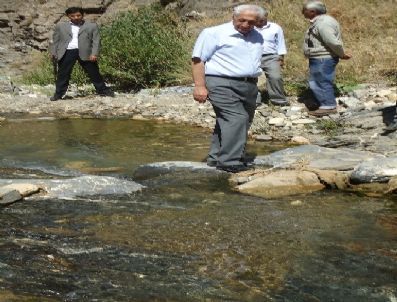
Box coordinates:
[0,175,144,199]
[254,145,384,171]
[236,170,325,198]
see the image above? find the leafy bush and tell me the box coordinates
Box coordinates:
[316,119,345,137]
[23,53,89,87]
[100,4,190,90]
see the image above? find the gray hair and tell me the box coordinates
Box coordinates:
[258,7,268,18]
[233,4,265,18]
[303,1,327,14]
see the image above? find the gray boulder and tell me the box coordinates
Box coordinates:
[0,187,22,205]
[0,175,144,199]
[350,157,397,183]
[254,145,384,171]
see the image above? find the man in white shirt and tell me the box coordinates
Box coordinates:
[192,4,264,173]
[50,7,113,101]
[256,8,288,106]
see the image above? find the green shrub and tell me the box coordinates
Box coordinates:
[100,4,190,90]
[23,53,89,87]
[316,119,345,137]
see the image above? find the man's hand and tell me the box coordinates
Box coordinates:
[191,58,208,103]
[89,55,98,62]
[279,57,285,68]
[193,85,208,103]
[341,53,352,60]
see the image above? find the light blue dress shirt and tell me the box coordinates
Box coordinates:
[256,22,287,55]
[192,22,264,77]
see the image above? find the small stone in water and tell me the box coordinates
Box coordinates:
[291,200,303,206]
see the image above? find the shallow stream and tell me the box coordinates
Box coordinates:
[0,119,396,301]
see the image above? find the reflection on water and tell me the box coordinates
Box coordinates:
[0,119,396,301]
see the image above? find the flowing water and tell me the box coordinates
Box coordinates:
[0,119,396,301]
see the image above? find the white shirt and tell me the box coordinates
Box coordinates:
[256,22,287,56]
[192,22,264,77]
[67,23,80,50]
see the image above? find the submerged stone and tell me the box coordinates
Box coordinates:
[0,176,144,199]
[133,161,219,179]
[254,145,383,171]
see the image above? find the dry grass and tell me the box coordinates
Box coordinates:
[184,0,397,87]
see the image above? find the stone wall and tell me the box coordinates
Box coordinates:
[0,0,251,77]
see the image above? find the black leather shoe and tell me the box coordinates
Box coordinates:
[99,90,115,97]
[207,161,217,167]
[385,121,397,132]
[50,95,62,102]
[270,100,289,106]
[216,164,250,173]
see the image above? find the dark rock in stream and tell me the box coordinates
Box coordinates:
[133,161,221,179]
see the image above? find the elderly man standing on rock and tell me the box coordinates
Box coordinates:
[302,1,351,117]
[256,7,288,106]
[192,4,264,173]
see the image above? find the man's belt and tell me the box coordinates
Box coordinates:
[206,75,258,83]
[262,53,277,56]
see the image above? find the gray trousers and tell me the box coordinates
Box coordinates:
[206,76,258,166]
[260,54,286,104]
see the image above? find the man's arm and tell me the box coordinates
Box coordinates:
[192,57,208,103]
[277,26,287,67]
[50,24,61,58]
[318,23,351,59]
[89,23,100,62]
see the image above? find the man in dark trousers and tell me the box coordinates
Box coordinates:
[192,4,264,173]
[50,7,113,101]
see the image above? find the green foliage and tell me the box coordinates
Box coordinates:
[22,54,54,85]
[284,81,307,96]
[99,4,190,90]
[22,53,89,87]
[316,119,345,137]
[335,82,360,96]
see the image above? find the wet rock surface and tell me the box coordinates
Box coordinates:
[350,157,397,184]
[1,83,397,197]
[254,145,384,170]
[0,175,144,200]
[0,187,22,204]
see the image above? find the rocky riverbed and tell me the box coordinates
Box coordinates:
[1,82,397,201]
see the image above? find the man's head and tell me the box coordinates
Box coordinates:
[256,7,269,28]
[302,1,327,20]
[65,7,84,25]
[232,4,264,35]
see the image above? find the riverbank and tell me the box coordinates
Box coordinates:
[1,83,396,155]
[1,83,397,199]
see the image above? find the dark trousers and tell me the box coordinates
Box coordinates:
[206,76,258,166]
[55,49,108,97]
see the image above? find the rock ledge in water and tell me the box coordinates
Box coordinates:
[134,161,220,179]
[0,176,144,199]
[254,145,384,171]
